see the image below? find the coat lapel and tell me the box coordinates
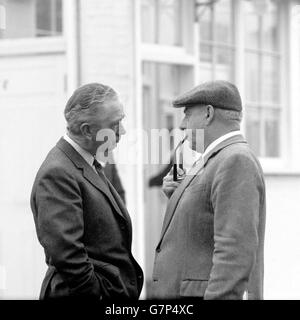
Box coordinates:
[156,134,247,248]
[157,162,205,249]
[106,178,133,236]
[56,137,128,222]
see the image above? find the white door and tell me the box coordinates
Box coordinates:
[0,53,67,298]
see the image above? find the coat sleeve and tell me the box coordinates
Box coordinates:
[204,153,262,300]
[33,166,101,298]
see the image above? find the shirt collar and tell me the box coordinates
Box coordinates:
[202,130,242,158]
[63,134,95,168]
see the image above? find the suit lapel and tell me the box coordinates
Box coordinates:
[157,161,205,249]
[106,178,133,234]
[56,137,128,222]
[156,134,247,248]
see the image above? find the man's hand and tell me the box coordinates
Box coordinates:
[162,167,186,198]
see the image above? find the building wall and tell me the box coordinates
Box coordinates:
[0,42,67,298]
[264,175,300,299]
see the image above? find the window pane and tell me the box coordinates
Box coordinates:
[215,0,233,44]
[199,5,213,42]
[264,108,280,157]
[0,0,63,39]
[1,0,36,39]
[198,0,234,81]
[245,52,260,102]
[199,65,213,82]
[141,0,156,43]
[246,107,261,156]
[216,46,233,65]
[244,1,260,49]
[262,55,280,104]
[262,0,279,51]
[36,0,63,37]
[141,0,183,46]
[200,44,213,63]
[158,0,182,45]
[244,0,280,51]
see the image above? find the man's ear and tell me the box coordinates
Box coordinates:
[80,123,93,140]
[206,105,215,125]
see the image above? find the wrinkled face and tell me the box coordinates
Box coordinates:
[92,97,126,152]
[180,105,207,153]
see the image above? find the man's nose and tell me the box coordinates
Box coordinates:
[119,123,126,135]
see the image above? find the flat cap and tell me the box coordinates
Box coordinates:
[173,80,242,111]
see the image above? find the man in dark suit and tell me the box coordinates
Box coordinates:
[104,161,126,204]
[31,83,143,299]
[152,81,266,300]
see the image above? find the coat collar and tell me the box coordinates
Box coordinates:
[202,134,246,167]
[56,137,130,225]
[156,134,247,249]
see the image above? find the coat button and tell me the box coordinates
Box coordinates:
[130,279,136,285]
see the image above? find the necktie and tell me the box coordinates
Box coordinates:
[93,159,109,187]
[93,159,129,222]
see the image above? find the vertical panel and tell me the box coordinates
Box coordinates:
[0,53,67,298]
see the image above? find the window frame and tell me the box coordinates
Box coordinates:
[0,0,66,56]
[140,0,300,174]
[196,0,294,173]
[0,0,79,99]
[243,0,284,161]
[198,0,236,82]
[0,0,64,41]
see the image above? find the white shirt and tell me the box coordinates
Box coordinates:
[202,130,242,159]
[63,134,106,172]
[192,130,242,170]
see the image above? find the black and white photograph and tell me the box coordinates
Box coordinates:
[0,0,300,306]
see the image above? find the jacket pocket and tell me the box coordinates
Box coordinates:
[180,279,208,298]
[92,261,130,299]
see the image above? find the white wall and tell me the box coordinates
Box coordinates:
[264,175,300,299]
[0,50,67,299]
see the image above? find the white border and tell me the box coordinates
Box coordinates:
[133,0,146,299]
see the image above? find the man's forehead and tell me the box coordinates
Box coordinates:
[98,99,125,121]
[97,99,124,114]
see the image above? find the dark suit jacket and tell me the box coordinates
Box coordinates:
[152,135,266,300]
[104,162,126,204]
[30,138,143,299]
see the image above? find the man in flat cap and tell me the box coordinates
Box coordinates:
[152,80,266,300]
[31,83,143,299]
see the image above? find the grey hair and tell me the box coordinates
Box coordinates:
[215,108,243,123]
[64,83,118,135]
